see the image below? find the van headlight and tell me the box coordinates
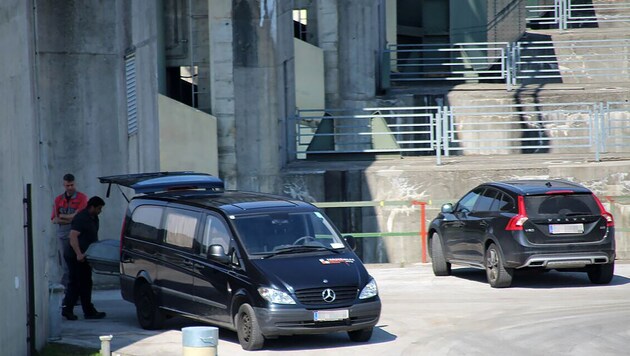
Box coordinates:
[258,287,296,305]
[359,278,378,299]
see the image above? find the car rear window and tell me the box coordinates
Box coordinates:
[524,193,600,219]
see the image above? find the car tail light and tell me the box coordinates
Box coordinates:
[593,194,614,227]
[506,195,528,231]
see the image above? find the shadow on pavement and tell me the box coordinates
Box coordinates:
[450,267,630,289]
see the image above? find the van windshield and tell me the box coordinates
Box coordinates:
[232,211,346,256]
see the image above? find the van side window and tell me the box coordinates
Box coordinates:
[128,206,163,241]
[202,215,231,254]
[164,209,198,249]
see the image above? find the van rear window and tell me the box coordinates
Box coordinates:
[128,206,163,241]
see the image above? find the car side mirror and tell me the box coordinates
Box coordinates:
[344,235,357,251]
[207,244,230,264]
[441,203,454,214]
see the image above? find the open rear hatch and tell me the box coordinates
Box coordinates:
[90,171,224,274]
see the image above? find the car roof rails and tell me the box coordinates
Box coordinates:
[99,171,224,201]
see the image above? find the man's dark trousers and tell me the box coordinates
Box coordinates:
[62,252,97,314]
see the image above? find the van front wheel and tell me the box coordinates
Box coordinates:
[236,304,265,350]
[348,327,373,342]
[135,282,164,330]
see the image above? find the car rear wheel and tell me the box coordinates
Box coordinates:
[485,243,513,288]
[431,233,451,276]
[135,282,165,330]
[587,262,614,284]
[348,327,373,342]
[236,303,265,351]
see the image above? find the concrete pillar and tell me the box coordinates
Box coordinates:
[211,0,294,192]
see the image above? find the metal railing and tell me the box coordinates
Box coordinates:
[527,0,630,30]
[291,102,630,164]
[384,38,630,90]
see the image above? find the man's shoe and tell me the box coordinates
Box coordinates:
[62,309,78,321]
[84,311,106,319]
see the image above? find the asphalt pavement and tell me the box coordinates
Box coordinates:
[55,263,630,356]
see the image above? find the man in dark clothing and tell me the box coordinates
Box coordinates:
[62,196,107,320]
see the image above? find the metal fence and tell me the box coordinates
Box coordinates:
[526,0,630,30]
[384,37,630,90]
[291,102,630,164]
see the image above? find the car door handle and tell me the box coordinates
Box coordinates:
[480,221,489,227]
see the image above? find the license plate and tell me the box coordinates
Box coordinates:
[313,309,349,322]
[549,223,584,234]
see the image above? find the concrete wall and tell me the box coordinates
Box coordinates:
[295,39,325,110]
[0,2,41,354]
[0,2,162,351]
[158,95,219,175]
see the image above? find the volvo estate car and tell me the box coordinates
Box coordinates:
[428,179,615,288]
[98,172,381,350]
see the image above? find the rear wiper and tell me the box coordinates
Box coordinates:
[262,245,341,259]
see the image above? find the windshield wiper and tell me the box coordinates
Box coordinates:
[262,245,341,259]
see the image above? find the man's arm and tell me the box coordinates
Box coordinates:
[57,212,78,224]
[69,229,85,262]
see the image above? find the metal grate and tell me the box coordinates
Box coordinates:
[294,286,358,306]
[125,53,138,136]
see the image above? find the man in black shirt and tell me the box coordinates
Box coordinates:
[62,196,107,320]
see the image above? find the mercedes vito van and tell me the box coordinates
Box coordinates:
[99,172,381,350]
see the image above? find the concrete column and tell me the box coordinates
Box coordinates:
[225,0,295,192]
[208,0,238,186]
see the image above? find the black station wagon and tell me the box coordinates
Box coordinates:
[98,172,381,350]
[428,179,615,288]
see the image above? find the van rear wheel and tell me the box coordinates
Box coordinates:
[135,282,164,330]
[236,303,265,350]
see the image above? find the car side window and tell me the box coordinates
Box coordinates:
[128,205,163,241]
[163,208,199,250]
[456,189,483,213]
[474,188,499,212]
[201,214,231,255]
[494,192,515,212]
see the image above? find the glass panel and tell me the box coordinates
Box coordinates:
[525,194,599,219]
[233,211,344,255]
[128,206,163,241]
[202,215,231,254]
[474,189,498,212]
[456,189,482,213]
[164,210,198,249]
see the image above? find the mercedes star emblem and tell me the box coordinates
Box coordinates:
[322,288,336,303]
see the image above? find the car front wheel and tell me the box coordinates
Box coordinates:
[485,243,513,288]
[430,232,451,276]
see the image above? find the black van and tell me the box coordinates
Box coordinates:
[98,172,381,350]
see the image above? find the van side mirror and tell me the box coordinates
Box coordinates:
[208,244,230,264]
[344,235,356,251]
[441,203,454,214]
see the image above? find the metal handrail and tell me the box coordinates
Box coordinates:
[527,0,630,29]
[291,102,630,164]
[384,37,630,90]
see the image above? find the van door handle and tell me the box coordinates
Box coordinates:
[182,260,194,267]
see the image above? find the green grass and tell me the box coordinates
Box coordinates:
[39,342,100,356]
